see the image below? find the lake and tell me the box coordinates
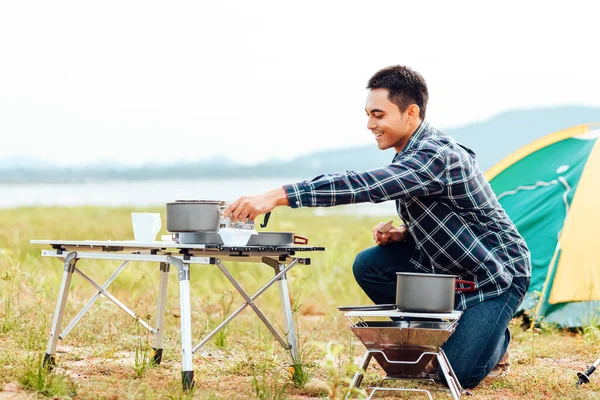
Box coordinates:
[0,178,397,216]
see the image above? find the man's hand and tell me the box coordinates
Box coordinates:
[223,187,289,222]
[372,222,408,246]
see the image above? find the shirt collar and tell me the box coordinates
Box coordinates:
[403,120,429,153]
[392,120,430,162]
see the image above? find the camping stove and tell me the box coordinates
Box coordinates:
[340,306,463,399]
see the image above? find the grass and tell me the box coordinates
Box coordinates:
[20,353,76,398]
[133,315,153,378]
[0,205,599,399]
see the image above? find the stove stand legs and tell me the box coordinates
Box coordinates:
[437,349,462,400]
[152,262,170,365]
[44,252,78,369]
[347,349,462,400]
[167,256,194,391]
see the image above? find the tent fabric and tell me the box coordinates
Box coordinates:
[550,136,600,304]
[485,124,600,327]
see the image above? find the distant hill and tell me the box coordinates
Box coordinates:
[1,105,599,183]
[446,106,600,171]
[286,105,600,174]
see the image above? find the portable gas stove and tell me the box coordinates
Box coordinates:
[340,305,463,399]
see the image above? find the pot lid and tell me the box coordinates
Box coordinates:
[167,200,226,205]
[396,272,457,278]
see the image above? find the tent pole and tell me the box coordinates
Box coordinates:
[577,356,600,385]
[531,242,561,330]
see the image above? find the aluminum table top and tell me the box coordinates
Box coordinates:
[30,239,325,253]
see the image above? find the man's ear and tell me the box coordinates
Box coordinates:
[407,104,420,123]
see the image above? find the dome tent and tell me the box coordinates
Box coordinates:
[486,124,600,328]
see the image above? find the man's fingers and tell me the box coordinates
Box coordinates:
[249,210,261,221]
[223,197,243,218]
[232,201,250,222]
[376,237,388,246]
[373,222,385,231]
[372,222,385,241]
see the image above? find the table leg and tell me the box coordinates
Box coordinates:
[167,256,194,391]
[192,259,299,354]
[44,252,77,368]
[152,262,170,365]
[277,262,299,363]
[61,260,129,339]
[215,260,289,350]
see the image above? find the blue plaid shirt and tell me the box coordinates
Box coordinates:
[283,120,531,310]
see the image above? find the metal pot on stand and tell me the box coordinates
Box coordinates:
[396,272,475,313]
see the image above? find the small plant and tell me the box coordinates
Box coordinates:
[165,374,198,400]
[288,362,310,389]
[252,366,289,400]
[314,341,367,400]
[583,324,600,345]
[133,314,153,378]
[20,353,76,398]
[1,262,20,333]
[525,290,544,365]
[214,292,234,349]
[284,291,315,388]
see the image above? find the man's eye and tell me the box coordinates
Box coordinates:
[375,115,383,119]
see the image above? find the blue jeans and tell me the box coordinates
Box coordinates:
[352,241,529,389]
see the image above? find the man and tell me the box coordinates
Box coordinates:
[223,65,531,389]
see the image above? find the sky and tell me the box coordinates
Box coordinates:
[1,0,599,166]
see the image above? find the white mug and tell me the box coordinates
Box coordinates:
[131,213,162,242]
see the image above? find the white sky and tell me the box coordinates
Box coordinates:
[1,0,599,166]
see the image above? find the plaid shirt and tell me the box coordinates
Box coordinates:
[283,120,531,310]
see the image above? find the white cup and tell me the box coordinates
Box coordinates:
[131,213,162,242]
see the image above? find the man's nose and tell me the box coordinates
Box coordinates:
[367,118,377,131]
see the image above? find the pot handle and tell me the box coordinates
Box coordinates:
[455,280,476,292]
[260,212,271,228]
[293,235,308,245]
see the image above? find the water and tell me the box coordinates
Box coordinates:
[0,179,397,216]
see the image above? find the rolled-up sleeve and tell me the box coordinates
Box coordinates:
[283,150,446,208]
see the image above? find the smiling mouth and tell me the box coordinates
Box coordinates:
[374,131,384,139]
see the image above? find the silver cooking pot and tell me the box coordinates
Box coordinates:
[166,200,226,232]
[395,272,475,313]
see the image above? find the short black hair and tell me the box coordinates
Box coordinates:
[367,65,428,120]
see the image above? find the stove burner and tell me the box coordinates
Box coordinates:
[176,231,223,245]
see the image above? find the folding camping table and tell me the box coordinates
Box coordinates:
[30,239,325,389]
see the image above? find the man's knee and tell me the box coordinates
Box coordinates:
[353,248,383,286]
[352,250,369,285]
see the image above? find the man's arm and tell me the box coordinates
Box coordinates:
[223,187,289,222]
[284,149,446,208]
[223,149,446,222]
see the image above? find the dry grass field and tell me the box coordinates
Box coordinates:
[1,206,599,399]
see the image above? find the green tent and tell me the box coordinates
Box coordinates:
[486,124,600,328]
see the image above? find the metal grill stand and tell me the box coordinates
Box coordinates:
[343,309,463,400]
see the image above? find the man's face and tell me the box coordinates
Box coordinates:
[365,88,414,152]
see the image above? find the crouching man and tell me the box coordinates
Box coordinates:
[223,65,531,388]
